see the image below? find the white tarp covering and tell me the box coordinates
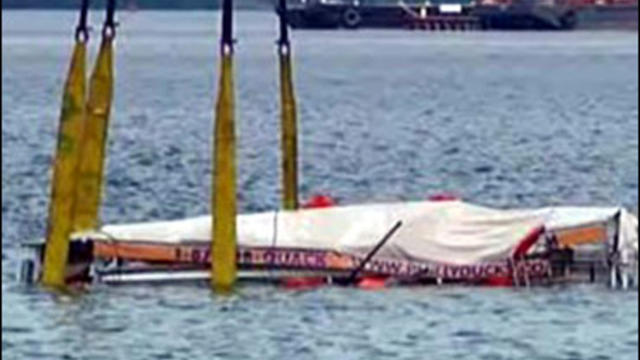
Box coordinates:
[87,200,638,266]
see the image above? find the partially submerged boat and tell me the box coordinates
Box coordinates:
[23,1,637,291]
[20,199,638,289]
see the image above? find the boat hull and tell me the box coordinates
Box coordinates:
[18,236,633,288]
[18,201,638,289]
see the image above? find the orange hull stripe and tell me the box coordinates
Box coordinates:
[94,242,186,263]
[556,226,607,248]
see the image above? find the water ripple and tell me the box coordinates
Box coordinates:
[2,10,638,360]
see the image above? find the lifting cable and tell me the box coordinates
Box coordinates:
[211,0,238,290]
[72,0,117,232]
[42,0,91,287]
[278,0,299,211]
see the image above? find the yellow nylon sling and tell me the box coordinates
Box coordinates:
[211,48,237,291]
[278,0,299,211]
[72,35,114,232]
[211,0,238,291]
[42,38,87,287]
[279,45,299,211]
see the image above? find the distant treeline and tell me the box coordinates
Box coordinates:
[2,0,273,9]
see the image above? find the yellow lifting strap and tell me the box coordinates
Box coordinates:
[277,0,299,211]
[211,48,238,291]
[279,46,299,211]
[72,35,114,232]
[42,40,87,288]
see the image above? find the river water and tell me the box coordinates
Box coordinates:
[2,10,638,360]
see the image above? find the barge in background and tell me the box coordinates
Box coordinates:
[284,0,638,30]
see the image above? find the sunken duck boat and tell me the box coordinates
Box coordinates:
[24,1,637,291]
[20,199,638,289]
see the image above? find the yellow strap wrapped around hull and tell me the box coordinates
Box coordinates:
[42,42,87,287]
[211,52,237,290]
[72,38,114,232]
[279,49,299,211]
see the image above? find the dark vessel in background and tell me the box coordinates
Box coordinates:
[284,0,638,30]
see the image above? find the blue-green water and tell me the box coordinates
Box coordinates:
[2,10,638,360]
